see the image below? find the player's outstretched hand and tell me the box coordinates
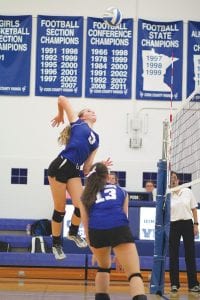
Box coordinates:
[102,157,113,167]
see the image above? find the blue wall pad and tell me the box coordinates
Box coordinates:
[0,218,36,231]
[0,235,52,248]
[128,207,140,239]
[0,253,86,267]
[135,240,154,256]
[128,201,156,208]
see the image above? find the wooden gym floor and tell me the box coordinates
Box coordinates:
[0,268,199,299]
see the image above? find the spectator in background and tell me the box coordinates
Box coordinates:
[108,171,119,185]
[144,180,156,201]
[169,171,199,293]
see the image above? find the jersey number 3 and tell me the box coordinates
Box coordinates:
[88,132,96,145]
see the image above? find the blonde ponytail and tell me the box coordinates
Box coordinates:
[58,125,71,145]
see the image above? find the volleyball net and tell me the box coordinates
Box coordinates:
[150,89,200,295]
[170,90,200,192]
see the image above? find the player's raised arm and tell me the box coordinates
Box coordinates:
[58,95,78,123]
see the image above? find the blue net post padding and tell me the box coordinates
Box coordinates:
[150,159,170,296]
[149,256,165,295]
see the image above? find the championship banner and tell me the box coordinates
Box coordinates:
[85,17,133,99]
[187,21,200,98]
[0,15,32,96]
[136,19,183,101]
[35,15,83,97]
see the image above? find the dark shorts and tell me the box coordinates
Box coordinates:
[47,156,80,183]
[89,225,135,248]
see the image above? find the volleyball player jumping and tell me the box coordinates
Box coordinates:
[48,95,111,260]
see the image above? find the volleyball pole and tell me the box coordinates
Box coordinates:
[149,50,174,295]
[149,143,170,296]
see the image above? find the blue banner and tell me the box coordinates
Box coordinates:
[187,21,200,99]
[0,15,32,96]
[35,15,83,97]
[85,17,133,99]
[136,19,183,101]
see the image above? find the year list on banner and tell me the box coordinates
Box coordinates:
[85,17,133,99]
[35,15,83,97]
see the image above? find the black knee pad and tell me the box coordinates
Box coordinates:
[128,273,143,282]
[52,210,65,223]
[132,295,147,300]
[95,293,110,300]
[73,207,81,218]
[97,267,110,273]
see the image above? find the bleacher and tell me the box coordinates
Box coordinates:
[0,201,199,273]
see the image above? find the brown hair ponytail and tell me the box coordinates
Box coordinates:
[81,163,108,213]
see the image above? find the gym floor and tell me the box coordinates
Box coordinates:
[0,279,199,300]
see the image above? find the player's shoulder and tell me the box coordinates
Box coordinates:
[116,185,127,197]
[71,118,85,127]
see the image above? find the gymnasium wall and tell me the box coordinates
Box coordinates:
[0,0,200,218]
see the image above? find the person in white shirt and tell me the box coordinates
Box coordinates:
[169,171,199,293]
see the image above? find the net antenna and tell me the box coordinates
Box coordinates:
[162,50,175,193]
[162,119,171,188]
[168,88,200,193]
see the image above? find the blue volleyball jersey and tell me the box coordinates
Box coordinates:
[88,184,129,230]
[60,119,99,166]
